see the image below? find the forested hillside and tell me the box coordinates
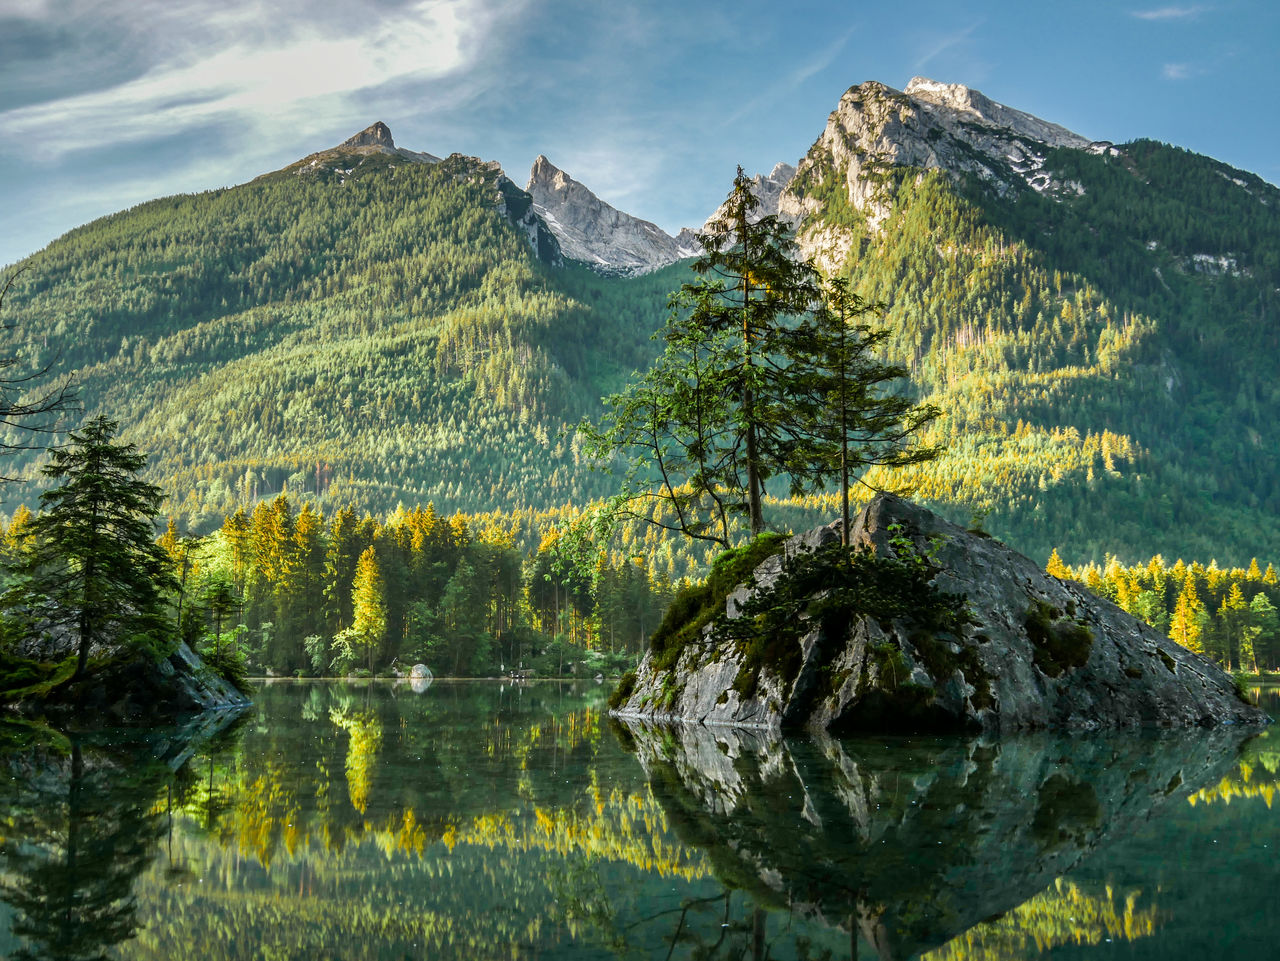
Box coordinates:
[0,150,677,529]
[4,101,1280,571]
[792,124,1280,563]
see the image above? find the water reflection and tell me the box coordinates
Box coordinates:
[0,715,244,961]
[0,683,1273,960]
[619,719,1254,960]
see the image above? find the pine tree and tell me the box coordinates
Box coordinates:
[788,275,940,544]
[1046,548,1070,580]
[582,168,821,544]
[3,416,177,679]
[688,167,820,535]
[1169,574,1204,654]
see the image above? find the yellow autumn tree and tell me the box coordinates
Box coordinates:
[351,545,386,672]
[1169,574,1203,654]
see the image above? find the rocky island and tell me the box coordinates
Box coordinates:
[611,495,1268,732]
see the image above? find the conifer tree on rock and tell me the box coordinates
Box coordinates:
[4,415,176,679]
[788,276,941,545]
[584,168,821,545]
[584,168,937,547]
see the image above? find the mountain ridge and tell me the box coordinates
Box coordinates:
[525,155,698,274]
[2,81,1278,566]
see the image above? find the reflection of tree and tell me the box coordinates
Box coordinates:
[1188,727,1280,807]
[0,739,165,961]
[330,707,383,814]
[922,879,1159,961]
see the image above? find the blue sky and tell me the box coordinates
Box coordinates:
[1,0,1277,267]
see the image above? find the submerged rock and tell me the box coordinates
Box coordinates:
[612,494,1267,732]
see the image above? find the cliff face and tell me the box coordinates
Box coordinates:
[611,495,1268,733]
[778,77,1106,272]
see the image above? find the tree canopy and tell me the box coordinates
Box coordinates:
[584,168,937,547]
[3,415,176,678]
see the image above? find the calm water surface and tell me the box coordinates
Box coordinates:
[2,680,1278,960]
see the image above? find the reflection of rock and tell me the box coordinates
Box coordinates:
[614,494,1268,732]
[619,718,1251,960]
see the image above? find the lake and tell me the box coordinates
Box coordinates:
[1,680,1278,959]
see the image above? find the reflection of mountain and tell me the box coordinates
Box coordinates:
[0,716,244,961]
[620,720,1251,960]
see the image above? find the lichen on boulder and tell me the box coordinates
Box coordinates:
[610,494,1268,733]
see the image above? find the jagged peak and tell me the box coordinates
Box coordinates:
[902,77,1089,148]
[767,162,797,184]
[341,121,395,149]
[524,157,695,274]
[527,155,573,191]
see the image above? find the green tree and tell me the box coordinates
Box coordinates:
[1246,593,1280,671]
[682,168,820,535]
[584,168,822,545]
[351,546,386,672]
[789,276,941,544]
[3,416,176,679]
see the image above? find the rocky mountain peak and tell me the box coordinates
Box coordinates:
[529,154,569,189]
[904,77,1090,149]
[341,121,396,149]
[525,157,698,274]
[777,77,1104,272]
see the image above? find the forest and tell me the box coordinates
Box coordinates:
[0,132,1277,571]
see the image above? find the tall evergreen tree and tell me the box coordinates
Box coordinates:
[583,168,821,544]
[3,416,176,679]
[351,546,386,672]
[789,276,941,544]
[685,167,821,535]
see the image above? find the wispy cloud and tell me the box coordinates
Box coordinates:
[1132,5,1208,20]
[0,0,507,160]
[913,22,981,71]
[720,27,856,128]
[1162,62,1196,79]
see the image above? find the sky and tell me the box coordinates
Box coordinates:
[1,0,1277,267]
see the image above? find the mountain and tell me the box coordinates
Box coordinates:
[778,76,1101,269]
[700,161,798,226]
[3,89,1279,568]
[0,125,676,530]
[525,156,698,273]
[772,77,1280,561]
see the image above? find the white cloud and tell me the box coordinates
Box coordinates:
[1132,6,1207,20]
[2,0,58,17]
[1162,62,1192,79]
[0,0,502,159]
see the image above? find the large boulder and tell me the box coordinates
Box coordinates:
[611,494,1268,732]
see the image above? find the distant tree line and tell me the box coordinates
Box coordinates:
[1049,549,1280,673]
